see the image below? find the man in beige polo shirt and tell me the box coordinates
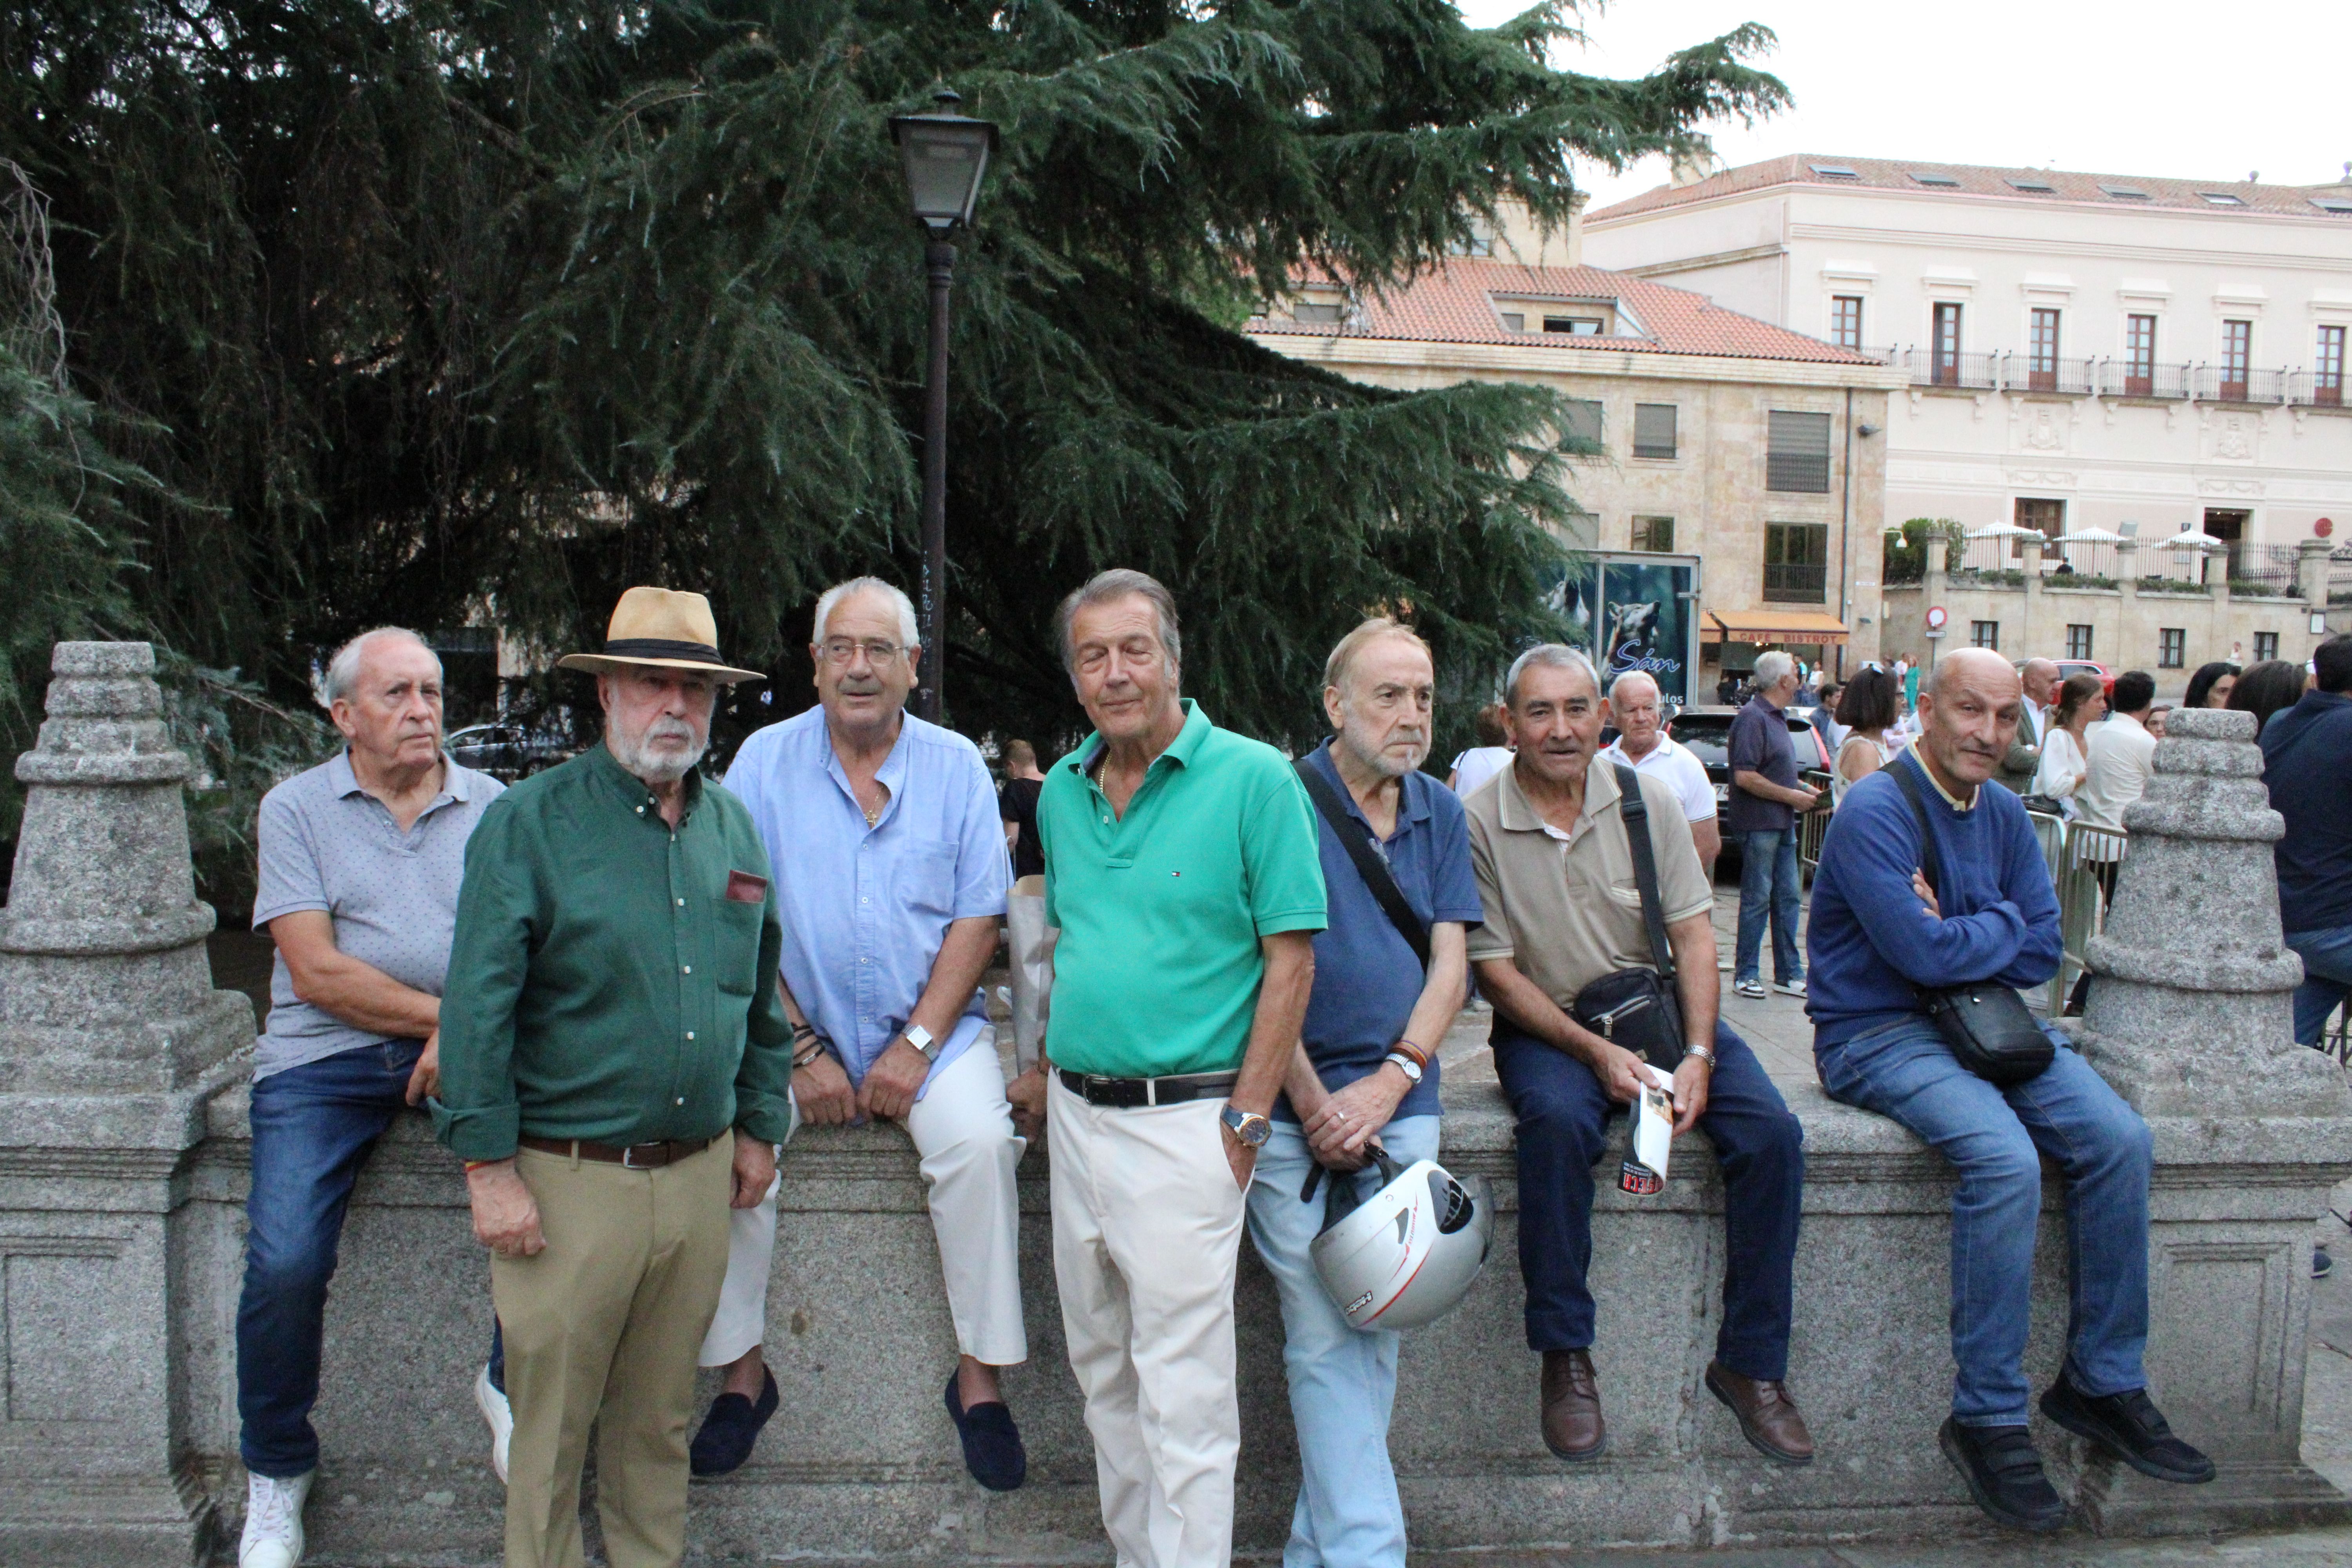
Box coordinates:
[1466,645,1810,1471]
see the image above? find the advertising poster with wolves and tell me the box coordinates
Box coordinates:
[1542,555,1697,709]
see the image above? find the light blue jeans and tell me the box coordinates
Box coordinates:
[2285,924,2352,1047]
[1815,1018,2152,1427]
[1246,1113,1441,1568]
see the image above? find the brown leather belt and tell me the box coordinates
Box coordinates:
[517,1132,723,1169]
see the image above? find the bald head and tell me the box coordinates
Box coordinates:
[2019,657,2061,706]
[1916,649,2024,797]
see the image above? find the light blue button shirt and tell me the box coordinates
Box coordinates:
[722,706,1010,1098]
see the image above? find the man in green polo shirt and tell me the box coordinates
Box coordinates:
[434,587,794,1568]
[1015,567,1324,1568]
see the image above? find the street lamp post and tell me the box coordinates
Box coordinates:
[889,87,996,725]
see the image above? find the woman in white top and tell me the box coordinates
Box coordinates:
[1447,701,1514,798]
[1829,666,1901,810]
[2032,672,2107,812]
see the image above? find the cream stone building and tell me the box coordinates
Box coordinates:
[1583,155,2352,674]
[1245,207,1904,688]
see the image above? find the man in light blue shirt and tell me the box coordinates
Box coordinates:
[701,577,1024,1488]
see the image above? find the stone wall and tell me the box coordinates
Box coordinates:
[7,646,2352,1564]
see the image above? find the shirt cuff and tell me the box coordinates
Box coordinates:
[1253,908,1328,936]
[430,1098,521,1162]
[732,1088,796,1145]
[1466,938,1516,962]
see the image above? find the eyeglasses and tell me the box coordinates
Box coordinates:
[818,639,907,666]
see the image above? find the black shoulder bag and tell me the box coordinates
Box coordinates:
[1567,764,1687,1073]
[1294,759,1429,967]
[1886,757,2054,1087]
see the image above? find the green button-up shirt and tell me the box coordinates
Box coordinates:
[431,744,794,1161]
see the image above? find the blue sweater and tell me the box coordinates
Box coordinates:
[2260,690,2352,933]
[1805,752,2063,1048]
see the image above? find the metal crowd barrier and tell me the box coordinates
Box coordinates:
[2032,813,2128,1016]
[1797,769,1835,878]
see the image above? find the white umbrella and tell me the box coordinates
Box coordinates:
[1965,523,2045,540]
[2151,529,2225,550]
[2051,527,2128,544]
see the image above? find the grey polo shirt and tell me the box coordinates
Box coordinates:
[250,751,504,1079]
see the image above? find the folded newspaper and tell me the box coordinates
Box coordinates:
[1618,1063,1678,1196]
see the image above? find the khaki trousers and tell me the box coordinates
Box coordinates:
[1049,1074,1248,1568]
[702,1031,1027,1368]
[491,1134,733,1568]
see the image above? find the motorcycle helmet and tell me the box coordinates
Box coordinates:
[1308,1148,1493,1331]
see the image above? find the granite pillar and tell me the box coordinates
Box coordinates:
[0,642,252,1566]
[2075,704,2352,1533]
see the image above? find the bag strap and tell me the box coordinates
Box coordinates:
[1295,757,1430,969]
[1886,750,1944,897]
[1612,763,1678,988]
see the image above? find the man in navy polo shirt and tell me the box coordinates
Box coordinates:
[1250,618,1480,1568]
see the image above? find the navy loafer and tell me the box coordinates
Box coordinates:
[945,1373,1026,1492]
[690,1367,778,1479]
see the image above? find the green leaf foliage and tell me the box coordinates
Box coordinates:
[6,0,1788,780]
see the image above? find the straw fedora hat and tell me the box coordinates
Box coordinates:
[556,586,765,684]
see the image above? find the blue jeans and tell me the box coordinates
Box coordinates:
[1491,1021,1803,1380]
[1814,1017,2152,1428]
[1247,1114,1441,1568]
[2285,925,2352,1047]
[238,1039,431,1477]
[1735,828,1803,988]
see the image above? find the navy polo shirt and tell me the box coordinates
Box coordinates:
[1287,741,1483,1123]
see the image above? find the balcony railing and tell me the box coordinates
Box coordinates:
[2001,353,2095,394]
[2194,365,2285,404]
[2289,370,2347,408]
[1762,563,1828,603]
[2098,359,2192,399]
[1867,346,2345,407]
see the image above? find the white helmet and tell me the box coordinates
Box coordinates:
[1309,1149,1494,1332]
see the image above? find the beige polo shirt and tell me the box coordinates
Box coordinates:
[1465,757,1715,1008]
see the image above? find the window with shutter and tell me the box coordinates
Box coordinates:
[1766,411,1833,492]
[1632,404,1678,459]
[1560,400,1604,452]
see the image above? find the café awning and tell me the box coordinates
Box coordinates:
[1704,609,1851,646]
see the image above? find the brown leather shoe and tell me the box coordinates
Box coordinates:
[1541,1349,1606,1461]
[1705,1361,1815,1466]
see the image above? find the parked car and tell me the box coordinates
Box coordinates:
[1665,704,1833,816]
[446,721,576,782]
[2023,658,2117,697]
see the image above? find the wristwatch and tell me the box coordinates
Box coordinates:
[901,1023,940,1063]
[1682,1042,1718,1071]
[1383,1051,1425,1085]
[1220,1103,1273,1149]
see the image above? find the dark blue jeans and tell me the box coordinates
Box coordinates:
[2285,924,2352,1048]
[1735,828,1803,988]
[238,1039,427,1477]
[1491,1020,1804,1380]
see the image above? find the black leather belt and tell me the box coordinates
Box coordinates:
[517,1132,723,1168]
[1057,1068,1239,1109]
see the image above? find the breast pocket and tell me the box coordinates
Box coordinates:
[713,898,765,997]
[896,839,960,921]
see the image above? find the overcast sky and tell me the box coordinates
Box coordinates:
[1452,0,2352,212]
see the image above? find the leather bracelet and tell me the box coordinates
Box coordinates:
[791,1039,828,1069]
[1391,1037,1430,1071]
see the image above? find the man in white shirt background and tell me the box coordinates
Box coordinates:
[1599,670,1721,884]
[2077,669,2157,845]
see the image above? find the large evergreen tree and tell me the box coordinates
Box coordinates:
[2,0,1788,764]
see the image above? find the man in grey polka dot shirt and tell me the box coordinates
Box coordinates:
[234,628,504,1568]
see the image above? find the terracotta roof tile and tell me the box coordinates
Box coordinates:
[1588,154,2352,222]
[1246,258,1875,366]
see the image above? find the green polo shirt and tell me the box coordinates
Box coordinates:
[431,744,795,1161]
[1038,700,1326,1078]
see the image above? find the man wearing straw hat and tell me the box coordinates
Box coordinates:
[434,586,795,1568]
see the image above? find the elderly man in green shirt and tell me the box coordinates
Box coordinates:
[1011,568,1325,1568]
[434,587,794,1568]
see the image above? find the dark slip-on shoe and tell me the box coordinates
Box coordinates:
[2040,1377,2216,1485]
[690,1367,778,1479]
[1939,1416,2067,1534]
[945,1373,1027,1492]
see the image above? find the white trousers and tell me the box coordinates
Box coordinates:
[1049,1074,1248,1568]
[700,1029,1028,1368]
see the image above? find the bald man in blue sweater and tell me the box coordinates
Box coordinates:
[1808,648,2212,1534]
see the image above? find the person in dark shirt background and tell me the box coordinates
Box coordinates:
[998,738,1048,881]
[2261,635,2352,1050]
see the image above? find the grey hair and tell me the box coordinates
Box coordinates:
[1606,668,1661,703]
[1751,649,1796,690]
[1056,569,1182,673]
[813,577,920,650]
[1504,644,1600,708]
[321,628,439,707]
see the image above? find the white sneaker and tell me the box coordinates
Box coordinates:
[475,1363,513,1484]
[238,1469,311,1568]
[1773,979,1808,999]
